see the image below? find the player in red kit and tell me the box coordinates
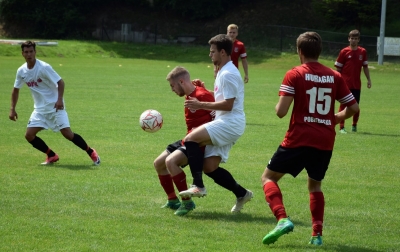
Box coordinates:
[153,66,215,216]
[214,24,249,83]
[335,29,372,133]
[261,32,359,246]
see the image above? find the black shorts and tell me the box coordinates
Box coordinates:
[350,89,361,104]
[267,146,332,181]
[166,140,188,168]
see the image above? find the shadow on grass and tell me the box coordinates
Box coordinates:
[91,41,283,64]
[188,210,271,223]
[44,164,98,171]
[282,244,381,252]
[187,210,307,227]
[358,132,400,138]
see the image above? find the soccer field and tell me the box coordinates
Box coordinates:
[0,41,399,251]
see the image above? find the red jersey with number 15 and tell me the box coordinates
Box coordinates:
[185,86,215,135]
[279,62,356,150]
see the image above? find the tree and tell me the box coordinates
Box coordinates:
[312,0,382,31]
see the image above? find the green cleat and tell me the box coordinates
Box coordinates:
[174,200,196,216]
[309,233,323,246]
[340,128,347,134]
[262,218,294,245]
[352,125,357,132]
[161,199,181,210]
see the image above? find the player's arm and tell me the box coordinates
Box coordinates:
[9,87,20,121]
[335,103,359,124]
[185,97,234,111]
[241,58,249,83]
[55,79,65,111]
[275,95,293,118]
[363,65,372,88]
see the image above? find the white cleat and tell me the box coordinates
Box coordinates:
[231,190,253,213]
[179,185,207,198]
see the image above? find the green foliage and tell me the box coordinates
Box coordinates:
[0,0,150,38]
[312,0,400,32]
[153,0,248,20]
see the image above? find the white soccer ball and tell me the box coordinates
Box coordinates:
[139,109,163,133]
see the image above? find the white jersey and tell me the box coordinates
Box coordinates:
[214,61,246,132]
[14,59,62,113]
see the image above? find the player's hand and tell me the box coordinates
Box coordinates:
[9,110,18,121]
[192,79,205,88]
[244,76,249,83]
[54,101,64,112]
[367,80,372,89]
[184,96,201,110]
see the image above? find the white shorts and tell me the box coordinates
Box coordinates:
[204,118,243,146]
[204,117,244,163]
[28,110,70,132]
[205,144,233,163]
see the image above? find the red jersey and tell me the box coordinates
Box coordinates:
[185,86,215,135]
[231,40,247,69]
[334,46,368,90]
[279,62,357,150]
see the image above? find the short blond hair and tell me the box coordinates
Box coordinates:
[227,24,238,31]
[166,66,190,82]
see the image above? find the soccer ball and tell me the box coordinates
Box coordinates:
[139,109,163,133]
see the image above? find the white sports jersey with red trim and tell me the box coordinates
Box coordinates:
[14,59,62,113]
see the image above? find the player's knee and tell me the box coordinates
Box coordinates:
[25,133,35,142]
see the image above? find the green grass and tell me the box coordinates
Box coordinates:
[0,40,399,251]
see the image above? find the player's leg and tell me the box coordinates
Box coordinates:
[262,146,301,245]
[57,111,100,165]
[154,148,181,210]
[306,148,331,246]
[203,153,252,213]
[351,89,361,132]
[165,149,195,216]
[25,111,59,165]
[26,126,59,164]
[182,125,212,193]
[308,178,324,246]
[338,103,347,133]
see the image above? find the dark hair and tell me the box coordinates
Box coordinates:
[296,32,322,59]
[208,34,233,56]
[21,41,36,51]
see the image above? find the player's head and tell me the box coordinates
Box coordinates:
[348,29,360,47]
[227,24,239,40]
[209,34,232,56]
[21,40,36,51]
[296,31,322,60]
[349,29,360,38]
[21,41,36,62]
[166,66,191,97]
[209,34,233,66]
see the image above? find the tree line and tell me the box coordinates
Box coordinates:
[0,0,399,39]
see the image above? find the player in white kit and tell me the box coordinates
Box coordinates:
[179,34,253,213]
[9,41,100,166]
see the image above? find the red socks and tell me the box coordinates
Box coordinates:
[263,181,287,221]
[158,174,177,200]
[172,172,190,201]
[310,191,324,236]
